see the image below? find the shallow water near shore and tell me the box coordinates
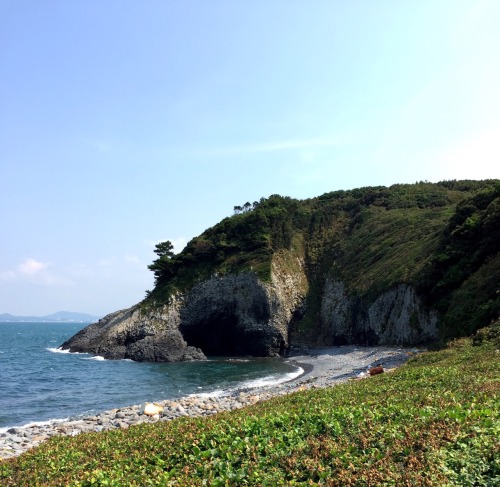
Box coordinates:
[0,322,301,430]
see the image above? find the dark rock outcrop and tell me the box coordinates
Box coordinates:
[179,274,280,356]
[60,304,205,362]
[179,264,306,356]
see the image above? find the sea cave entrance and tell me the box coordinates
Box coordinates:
[180,313,270,357]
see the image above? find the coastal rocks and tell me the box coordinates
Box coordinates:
[0,392,272,460]
[61,252,308,361]
[60,302,206,362]
[320,279,439,346]
[60,251,436,362]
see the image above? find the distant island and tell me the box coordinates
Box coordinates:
[0,311,100,323]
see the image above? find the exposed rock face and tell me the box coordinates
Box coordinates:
[61,252,309,361]
[60,302,205,362]
[180,253,308,357]
[179,274,280,356]
[61,258,437,361]
[320,279,439,345]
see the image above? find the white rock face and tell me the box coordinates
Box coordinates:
[321,279,438,345]
[368,284,439,343]
[269,251,309,342]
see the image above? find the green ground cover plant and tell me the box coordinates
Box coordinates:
[2,321,498,486]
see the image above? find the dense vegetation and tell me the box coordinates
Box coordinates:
[145,180,499,344]
[1,320,498,485]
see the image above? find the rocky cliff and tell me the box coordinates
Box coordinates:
[61,181,499,361]
[61,249,438,361]
[320,279,438,345]
[61,250,309,361]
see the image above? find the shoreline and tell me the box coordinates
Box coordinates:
[0,345,419,461]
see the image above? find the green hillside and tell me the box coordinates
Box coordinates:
[146,180,499,344]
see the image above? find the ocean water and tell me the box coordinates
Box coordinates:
[0,322,302,430]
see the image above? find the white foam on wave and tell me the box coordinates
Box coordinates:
[238,366,304,389]
[46,347,85,355]
[48,348,131,362]
[0,417,69,435]
[189,389,226,398]
[188,365,304,399]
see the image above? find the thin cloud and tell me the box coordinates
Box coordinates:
[0,258,75,286]
[0,270,16,281]
[453,0,494,38]
[82,137,113,154]
[212,135,353,157]
[125,254,141,265]
[19,258,49,275]
[98,257,116,267]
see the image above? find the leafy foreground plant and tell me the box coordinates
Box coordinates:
[1,328,499,486]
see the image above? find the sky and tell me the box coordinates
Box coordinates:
[1,0,499,317]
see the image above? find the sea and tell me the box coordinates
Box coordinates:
[0,322,302,431]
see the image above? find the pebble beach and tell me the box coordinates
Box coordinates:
[0,345,419,460]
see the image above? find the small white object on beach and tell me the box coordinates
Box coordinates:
[142,402,164,416]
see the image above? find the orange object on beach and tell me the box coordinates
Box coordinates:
[369,365,384,376]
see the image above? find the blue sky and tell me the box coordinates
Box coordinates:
[1,0,499,316]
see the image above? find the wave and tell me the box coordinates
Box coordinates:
[81,356,135,362]
[48,348,114,362]
[188,365,304,400]
[189,389,226,398]
[0,417,70,435]
[82,355,106,361]
[47,348,133,363]
[46,347,88,355]
[237,367,304,389]
[48,348,112,362]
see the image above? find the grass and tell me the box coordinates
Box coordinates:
[338,205,452,299]
[1,327,499,486]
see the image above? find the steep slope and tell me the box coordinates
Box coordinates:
[61,180,500,361]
